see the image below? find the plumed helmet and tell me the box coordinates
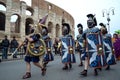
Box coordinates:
[87,14,94,18]
[99,23,108,34]
[99,23,106,28]
[39,14,48,26]
[77,23,83,30]
[42,27,48,32]
[42,26,48,35]
[87,14,97,27]
[62,23,71,33]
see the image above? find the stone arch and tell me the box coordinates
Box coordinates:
[20,0,31,6]
[10,14,21,33]
[0,2,6,11]
[26,6,34,16]
[25,18,34,35]
[56,24,60,37]
[48,22,53,33]
[0,12,5,31]
[48,3,52,11]
[47,22,54,38]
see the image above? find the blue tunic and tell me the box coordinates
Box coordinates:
[61,34,76,63]
[103,34,116,65]
[76,34,84,52]
[42,35,54,62]
[82,27,106,67]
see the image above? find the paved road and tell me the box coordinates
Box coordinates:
[0,54,120,80]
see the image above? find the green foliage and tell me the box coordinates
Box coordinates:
[115,30,120,34]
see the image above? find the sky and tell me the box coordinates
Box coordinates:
[1,0,120,38]
[45,0,120,38]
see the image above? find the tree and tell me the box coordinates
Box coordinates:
[115,30,120,34]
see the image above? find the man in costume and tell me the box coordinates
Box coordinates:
[22,25,46,79]
[41,26,54,67]
[99,23,116,70]
[80,14,106,76]
[76,23,84,66]
[59,23,76,70]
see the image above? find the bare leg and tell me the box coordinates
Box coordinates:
[39,55,44,67]
[22,62,31,79]
[33,62,46,76]
[26,62,31,72]
[80,57,88,76]
[84,58,88,70]
[78,52,83,66]
[33,62,43,69]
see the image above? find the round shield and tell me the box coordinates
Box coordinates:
[28,39,46,56]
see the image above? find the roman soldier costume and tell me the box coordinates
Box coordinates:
[42,26,54,67]
[80,14,106,76]
[76,23,84,66]
[59,23,76,70]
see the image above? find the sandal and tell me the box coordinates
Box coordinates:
[41,68,46,76]
[22,72,31,79]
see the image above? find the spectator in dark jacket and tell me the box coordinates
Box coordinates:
[10,36,19,58]
[2,35,10,59]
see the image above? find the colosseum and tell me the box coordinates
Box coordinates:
[0,0,74,42]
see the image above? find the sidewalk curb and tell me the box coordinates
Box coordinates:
[1,58,23,62]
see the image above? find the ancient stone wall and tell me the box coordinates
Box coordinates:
[0,0,74,41]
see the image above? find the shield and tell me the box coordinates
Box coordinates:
[78,38,84,51]
[44,38,52,54]
[77,37,86,60]
[86,33,106,68]
[44,38,54,61]
[28,39,46,56]
[61,37,76,63]
[103,35,116,65]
